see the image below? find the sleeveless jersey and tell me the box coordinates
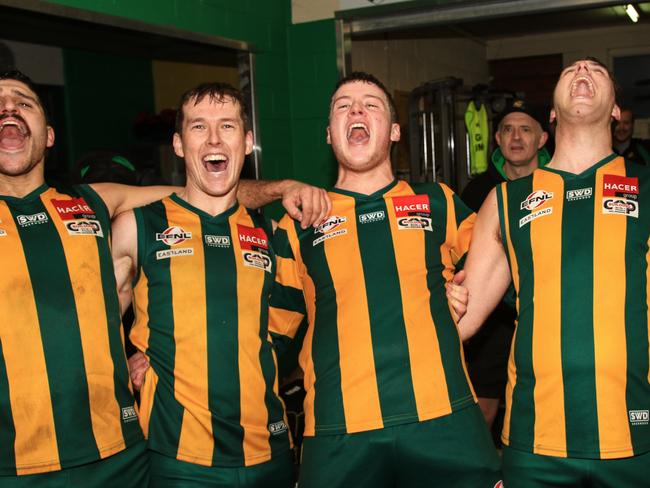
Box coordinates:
[270,179,477,436]
[497,155,650,459]
[130,195,290,467]
[0,184,142,475]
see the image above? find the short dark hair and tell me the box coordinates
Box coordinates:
[331,72,398,123]
[0,69,49,122]
[175,82,251,133]
[619,106,634,121]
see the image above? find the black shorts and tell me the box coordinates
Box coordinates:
[464,304,515,398]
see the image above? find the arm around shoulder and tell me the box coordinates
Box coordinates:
[456,188,512,341]
[111,210,139,315]
[90,182,180,219]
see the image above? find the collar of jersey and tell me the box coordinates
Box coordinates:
[331,178,399,201]
[0,183,50,203]
[540,153,618,179]
[168,192,240,221]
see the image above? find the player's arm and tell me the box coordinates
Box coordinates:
[111,210,138,315]
[456,189,512,341]
[91,183,179,219]
[237,179,331,229]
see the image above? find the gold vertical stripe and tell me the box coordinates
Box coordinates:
[326,197,383,432]
[529,171,566,456]
[0,201,60,473]
[162,199,214,464]
[500,184,519,445]
[131,271,152,436]
[300,272,318,436]
[385,190,452,419]
[229,209,271,465]
[593,160,633,457]
[42,191,124,458]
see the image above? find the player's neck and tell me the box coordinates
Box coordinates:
[0,166,45,198]
[335,160,395,195]
[178,184,238,217]
[548,124,613,174]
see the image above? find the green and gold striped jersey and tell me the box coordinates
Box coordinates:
[497,155,650,459]
[130,195,290,467]
[270,180,476,436]
[0,184,142,476]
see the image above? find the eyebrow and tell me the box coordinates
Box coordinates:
[332,94,385,105]
[12,88,39,104]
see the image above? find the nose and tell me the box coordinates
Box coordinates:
[350,99,364,115]
[207,126,221,145]
[576,61,590,73]
[0,96,18,114]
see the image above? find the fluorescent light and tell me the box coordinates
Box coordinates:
[625,4,639,23]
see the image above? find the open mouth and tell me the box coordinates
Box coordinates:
[0,117,30,151]
[347,122,370,144]
[203,153,228,173]
[570,76,595,98]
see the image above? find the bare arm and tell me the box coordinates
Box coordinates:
[456,189,512,341]
[111,210,138,316]
[91,183,180,219]
[238,179,331,229]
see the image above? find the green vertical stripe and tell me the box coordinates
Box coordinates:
[79,186,141,443]
[502,179,537,447]
[623,163,650,453]
[421,183,473,404]
[299,221,346,433]
[356,197,417,420]
[204,214,245,464]
[137,203,185,455]
[249,211,290,455]
[560,176,599,456]
[13,202,98,463]
[0,340,16,474]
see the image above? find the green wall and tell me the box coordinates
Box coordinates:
[44,0,339,199]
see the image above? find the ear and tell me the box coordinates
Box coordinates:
[495,130,502,146]
[46,126,55,148]
[549,109,557,124]
[390,123,401,142]
[172,133,184,159]
[326,126,332,145]
[538,131,549,149]
[244,130,254,155]
[611,104,621,122]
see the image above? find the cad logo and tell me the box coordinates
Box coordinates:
[520,190,553,211]
[629,410,649,426]
[397,216,433,231]
[243,251,272,273]
[156,226,192,245]
[65,219,104,237]
[603,198,638,218]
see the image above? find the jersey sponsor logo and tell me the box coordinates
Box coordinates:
[602,198,638,218]
[566,187,593,201]
[603,175,638,200]
[313,216,348,245]
[52,197,95,219]
[268,420,288,435]
[629,410,649,426]
[393,194,433,231]
[238,225,272,272]
[156,247,194,260]
[205,234,231,247]
[520,190,553,210]
[358,210,385,224]
[65,219,104,237]
[121,406,138,423]
[156,226,192,245]
[519,207,552,227]
[315,215,346,234]
[16,212,48,227]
